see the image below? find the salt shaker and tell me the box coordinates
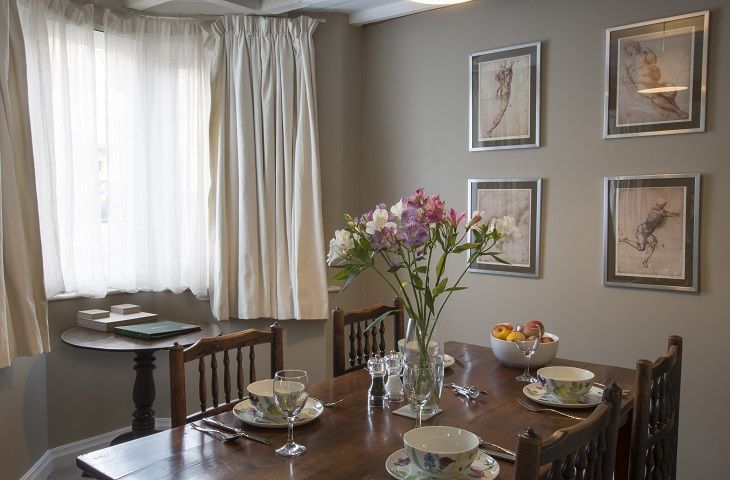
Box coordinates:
[366,354,387,408]
[384,350,404,402]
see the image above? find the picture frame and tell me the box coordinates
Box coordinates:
[469,42,540,151]
[468,178,542,277]
[603,11,709,139]
[603,174,700,292]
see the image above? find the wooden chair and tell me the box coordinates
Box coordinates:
[332,298,405,377]
[628,335,683,480]
[169,324,283,427]
[514,383,623,480]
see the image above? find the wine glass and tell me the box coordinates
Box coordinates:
[273,370,309,457]
[515,336,540,383]
[402,360,437,428]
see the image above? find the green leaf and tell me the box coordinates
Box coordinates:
[436,254,446,279]
[424,289,435,314]
[387,264,403,273]
[415,265,428,274]
[445,286,467,292]
[433,277,448,297]
[453,242,481,253]
[363,310,393,333]
[333,268,351,281]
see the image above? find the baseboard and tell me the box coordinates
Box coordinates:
[20,418,171,480]
[19,450,54,480]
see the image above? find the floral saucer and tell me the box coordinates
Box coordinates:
[386,449,499,479]
[523,383,603,409]
[232,397,323,428]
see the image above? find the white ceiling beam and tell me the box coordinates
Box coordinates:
[124,0,169,10]
[260,0,339,15]
[200,0,262,12]
[349,0,443,26]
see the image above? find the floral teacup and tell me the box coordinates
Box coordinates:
[246,379,281,417]
[536,366,594,401]
[403,426,479,478]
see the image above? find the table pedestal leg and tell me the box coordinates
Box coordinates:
[111,350,159,445]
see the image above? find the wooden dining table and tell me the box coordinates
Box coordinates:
[77,341,635,479]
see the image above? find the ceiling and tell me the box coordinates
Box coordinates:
[122,0,449,26]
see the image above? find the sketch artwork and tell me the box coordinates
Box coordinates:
[476,188,531,267]
[616,27,694,127]
[478,54,530,141]
[615,187,686,279]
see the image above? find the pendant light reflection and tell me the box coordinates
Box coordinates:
[410,0,473,5]
[637,86,688,94]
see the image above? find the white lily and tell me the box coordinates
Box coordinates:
[390,200,404,219]
[366,207,397,235]
[326,229,355,266]
[495,215,521,240]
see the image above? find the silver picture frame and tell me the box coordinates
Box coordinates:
[603,174,700,292]
[467,178,542,278]
[603,11,709,139]
[469,42,541,151]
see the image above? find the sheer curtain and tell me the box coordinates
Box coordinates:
[207,16,328,320]
[20,0,105,297]
[103,11,210,295]
[0,0,49,368]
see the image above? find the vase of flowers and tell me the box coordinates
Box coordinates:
[327,188,519,411]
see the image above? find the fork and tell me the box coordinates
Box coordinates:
[191,423,240,442]
[515,398,585,421]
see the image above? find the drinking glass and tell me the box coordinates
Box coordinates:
[273,369,309,457]
[402,360,437,428]
[515,337,540,382]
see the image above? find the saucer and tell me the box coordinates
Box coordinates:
[523,383,603,409]
[444,354,455,369]
[232,397,323,428]
[386,448,499,479]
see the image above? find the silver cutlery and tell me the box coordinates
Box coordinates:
[477,437,516,463]
[515,398,585,421]
[322,398,344,407]
[445,383,487,398]
[200,418,271,445]
[593,381,630,397]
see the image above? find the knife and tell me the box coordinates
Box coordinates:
[478,439,516,463]
[202,418,271,445]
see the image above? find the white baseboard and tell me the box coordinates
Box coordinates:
[21,418,171,480]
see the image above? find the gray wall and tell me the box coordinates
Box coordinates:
[360,0,728,477]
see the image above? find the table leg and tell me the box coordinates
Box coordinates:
[111,350,159,445]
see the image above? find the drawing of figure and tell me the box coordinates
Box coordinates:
[484,60,514,137]
[619,198,680,268]
[620,39,687,119]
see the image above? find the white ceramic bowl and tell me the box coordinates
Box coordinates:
[536,366,594,400]
[246,379,280,417]
[490,333,559,368]
[403,426,479,478]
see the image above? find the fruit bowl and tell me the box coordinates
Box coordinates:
[490,333,559,368]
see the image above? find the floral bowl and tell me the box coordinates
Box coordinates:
[246,379,280,417]
[490,333,559,368]
[403,426,479,478]
[536,366,594,401]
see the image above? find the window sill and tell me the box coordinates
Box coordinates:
[50,287,341,301]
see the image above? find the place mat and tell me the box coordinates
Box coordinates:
[392,404,443,420]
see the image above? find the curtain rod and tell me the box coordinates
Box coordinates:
[86,0,325,22]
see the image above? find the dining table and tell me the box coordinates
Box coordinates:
[77,341,635,479]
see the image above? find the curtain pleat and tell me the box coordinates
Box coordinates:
[0,0,50,368]
[208,16,328,320]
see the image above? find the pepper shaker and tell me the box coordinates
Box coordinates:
[366,354,387,408]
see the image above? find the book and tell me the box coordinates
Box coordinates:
[114,321,202,340]
[78,311,158,332]
[78,309,110,320]
[111,303,141,315]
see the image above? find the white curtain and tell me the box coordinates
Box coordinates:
[208,16,328,320]
[20,0,105,297]
[0,0,50,368]
[22,1,210,297]
[103,11,210,296]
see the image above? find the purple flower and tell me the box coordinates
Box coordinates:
[399,220,429,247]
[370,226,398,251]
[406,188,428,209]
[424,195,445,224]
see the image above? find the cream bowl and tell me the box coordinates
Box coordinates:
[537,366,594,401]
[490,333,559,368]
[246,379,280,417]
[403,426,479,478]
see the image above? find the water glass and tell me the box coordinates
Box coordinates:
[402,360,437,428]
[515,337,540,382]
[273,370,309,457]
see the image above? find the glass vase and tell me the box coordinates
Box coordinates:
[400,317,444,416]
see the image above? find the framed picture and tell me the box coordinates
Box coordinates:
[603,174,700,292]
[469,42,540,151]
[468,178,542,277]
[604,11,709,138]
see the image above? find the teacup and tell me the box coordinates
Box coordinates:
[537,366,594,401]
[398,339,442,362]
[246,379,281,417]
[403,426,479,478]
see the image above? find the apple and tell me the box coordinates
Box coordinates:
[506,331,526,342]
[540,336,554,344]
[524,320,545,338]
[491,323,513,340]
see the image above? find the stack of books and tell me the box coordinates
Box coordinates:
[77,304,158,332]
